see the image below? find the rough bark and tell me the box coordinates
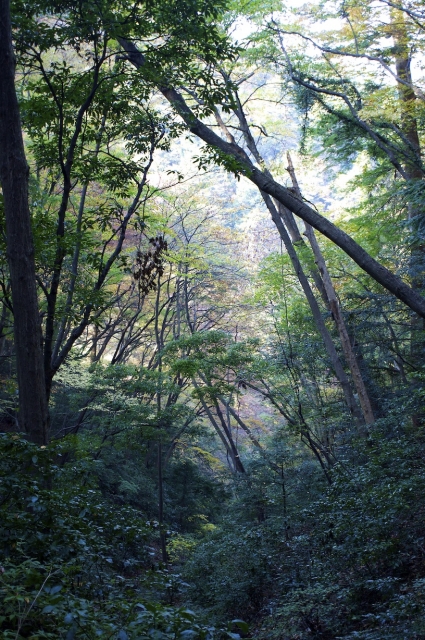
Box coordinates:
[390,8,423,183]
[0,0,49,444]
[118,37,425,320]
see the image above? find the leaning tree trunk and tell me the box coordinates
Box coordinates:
[214,85,364,424]
[118,36,425,319]
[0,0,49,445]
[262,192,364,424]
[286,153,375,426]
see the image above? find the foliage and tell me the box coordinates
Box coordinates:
[2,0,425,638]
[179,417,425,639]
[0,433,242,639]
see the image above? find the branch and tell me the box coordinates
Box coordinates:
[117,37,425,319]
[270,25,425,100]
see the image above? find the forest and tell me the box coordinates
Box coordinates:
[1,0,425,637]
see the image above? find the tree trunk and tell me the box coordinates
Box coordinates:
[390,7,425,423]
[157,439,168,563]
[118,36,425,319]
[286,153,375,425]
[390,7,423,184]
[276,200,330,305]
[211,82,367,425]
[193,378,245,472]
[305,222,375,424]
[0,0,49,445]
[262,192,364,424]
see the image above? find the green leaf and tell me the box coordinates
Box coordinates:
[42,605,55,613]
[231,620,249,634]
[50,585,62,595]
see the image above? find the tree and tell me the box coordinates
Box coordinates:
[261,0,425,293]
[0,0,48,444]
[118,37,425,319]
[0,0,235,443]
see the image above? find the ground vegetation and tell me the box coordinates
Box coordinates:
[1,0,425,638]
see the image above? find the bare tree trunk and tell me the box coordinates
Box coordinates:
[306,223,375,424]
[153,274,168,563]
[208,84,364,423]
[119,36,425,318]
[275,201,330,305]
[157,439,168,563]
[218,397,281,473]
[390,7,425,425]
[193,379,245,473]
[262,192,364,423]
[286,153,375,425]
[0,0,49,445]
[212,396,246,472]
[390,7,423,185]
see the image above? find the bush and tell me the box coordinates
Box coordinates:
[0,434,231,639]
